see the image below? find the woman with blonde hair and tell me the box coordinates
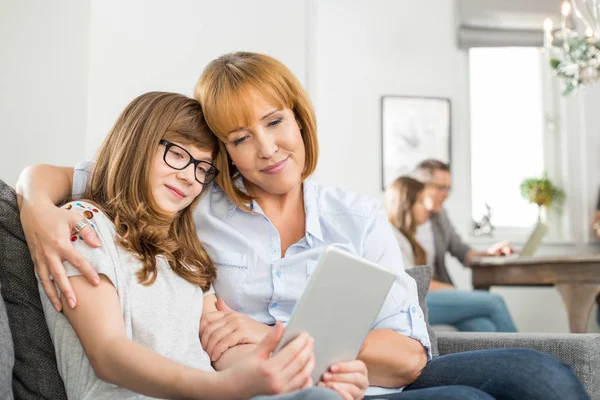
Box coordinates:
[384,176,518,333]
[18,53,588,400]
[32,91,336,400]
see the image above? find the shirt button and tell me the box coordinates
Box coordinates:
[410,305,417,313]
[275,271,281,278]
[271,303,278,308]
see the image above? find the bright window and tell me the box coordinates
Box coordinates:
[469,47,545,229]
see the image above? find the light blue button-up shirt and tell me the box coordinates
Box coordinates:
[73,162,431,395]
[194,178,432,396]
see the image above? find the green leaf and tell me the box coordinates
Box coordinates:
[519,172,566,212]
[550,58,561,69]
[563,81,576,95]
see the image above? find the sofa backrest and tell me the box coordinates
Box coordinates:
[0,277,15,400]
[404,265,438,356]
[0,179,67,399]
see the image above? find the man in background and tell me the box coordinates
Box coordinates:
[412,159,511,287]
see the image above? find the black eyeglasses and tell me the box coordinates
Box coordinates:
[429,183,452,193]
[159,140,219,185]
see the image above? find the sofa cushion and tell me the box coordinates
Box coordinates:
[0,278,14,400]
[405,265,438,356]
[436,332,600,400]
[0,179,67,399]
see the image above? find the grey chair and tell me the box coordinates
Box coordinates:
[406,266,600,400]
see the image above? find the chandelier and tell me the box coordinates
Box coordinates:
[543,0,600,95]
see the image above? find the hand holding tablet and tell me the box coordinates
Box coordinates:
[274,246,396,383]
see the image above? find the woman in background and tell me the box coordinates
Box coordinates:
[384,176,518,333]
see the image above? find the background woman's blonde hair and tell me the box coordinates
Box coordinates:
[194,51,319,210]
[384,176,427,266]
[84,91,218,290]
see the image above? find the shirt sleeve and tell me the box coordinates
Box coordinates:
[362,205,432,360]
[441,210,471,265]
[72,161,94,199]
[59,201,118,290]
[204,285,215,296]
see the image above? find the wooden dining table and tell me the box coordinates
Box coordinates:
[467,254,600,333]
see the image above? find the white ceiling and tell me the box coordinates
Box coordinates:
[459,0,563,30]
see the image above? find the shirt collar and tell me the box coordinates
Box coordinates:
[226,176,249,219]
[303,178,324,244]
[222,177,325,244]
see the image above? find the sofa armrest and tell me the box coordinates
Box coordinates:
[437,332,600,400]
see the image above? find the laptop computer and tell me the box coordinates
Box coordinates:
[476,221,548,263]
[517,221,549,257]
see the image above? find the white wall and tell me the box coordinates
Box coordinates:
[85,0,308,159]
[0,0,90,187]
[312,0,469,205]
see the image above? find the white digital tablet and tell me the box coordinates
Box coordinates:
[273,246,396,383]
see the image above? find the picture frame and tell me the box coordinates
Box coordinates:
[380,96,451,190]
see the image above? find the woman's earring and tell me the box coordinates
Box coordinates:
[297,121,303,130]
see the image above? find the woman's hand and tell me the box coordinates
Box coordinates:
[20,200,101,311]
[318,360,369,400]
[200,298,272,361]
[221,322,314,399]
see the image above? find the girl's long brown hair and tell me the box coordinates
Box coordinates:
[83,92,218,290]
[384,176,428,266]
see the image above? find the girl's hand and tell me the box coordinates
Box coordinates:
[222,322,315,399]
[318,360,369,400]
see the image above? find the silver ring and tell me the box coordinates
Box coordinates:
[74,219,90,234]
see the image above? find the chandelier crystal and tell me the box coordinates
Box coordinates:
[544,0,600,95]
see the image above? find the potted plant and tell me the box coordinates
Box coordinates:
[519,172,566,221]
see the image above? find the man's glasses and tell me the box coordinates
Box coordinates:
[429,183,451,193]
[159,140,219,185]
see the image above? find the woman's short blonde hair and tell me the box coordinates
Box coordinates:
[195,52,319,209]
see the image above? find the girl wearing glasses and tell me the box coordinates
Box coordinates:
[18,54,588,400]
[31,91,337,400]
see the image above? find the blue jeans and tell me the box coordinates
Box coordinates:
[426,290,517,332]
[365,349,589,399]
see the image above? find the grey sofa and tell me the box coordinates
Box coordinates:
[0,279,14,400]
[1,179,599,399]
[438,331,600,398]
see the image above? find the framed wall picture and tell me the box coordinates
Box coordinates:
[381,96,451,189]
